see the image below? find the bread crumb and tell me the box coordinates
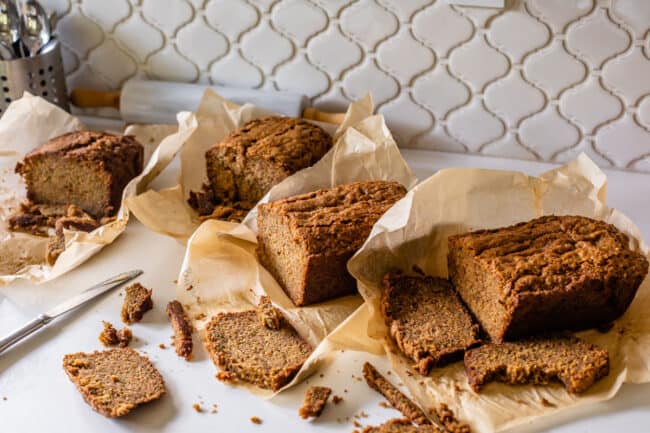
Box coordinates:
[379,401,390,408]
[194,312,207,321]
[186,285,193,291]
[540,398,556,408]
[2,396,6,401]
[353,420,362,427]
[192,403,202,412]
[159,343,166,349]
[332,395,343,404]
[250,416,262,424]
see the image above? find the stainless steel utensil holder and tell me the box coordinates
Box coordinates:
[0,38,69,114]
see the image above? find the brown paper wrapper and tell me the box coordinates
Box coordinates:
[126,89,375,242]
[0,93,196,283]
[174,109,418,397]
[346,155,650,432]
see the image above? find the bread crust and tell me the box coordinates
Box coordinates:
[448,215,648,342]
[257,180,407,306]
[16,131,143,218]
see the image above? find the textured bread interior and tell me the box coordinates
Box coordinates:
[257,210,307,305]
[448,244,509,341]
[236,157,288,203]
[25,155,111,218]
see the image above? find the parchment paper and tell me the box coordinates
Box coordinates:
[0,93,197,283]
[174,109,418,397]
[346,154,650,433]
[126,89,374,242]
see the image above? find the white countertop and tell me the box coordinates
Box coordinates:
[1,150,650,433]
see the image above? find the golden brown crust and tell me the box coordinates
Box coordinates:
[166,301,193,360]
[196,116,332,217]
[260,181,406,255]
[381,273,481,375]
[204,310,312,391]
[448,215,649,341]
[257,180,407,306]
[298,386,332,419]
[464,334,610,394]
[62,348,165,417]
[362,362,430,426]
[121,283,153,324]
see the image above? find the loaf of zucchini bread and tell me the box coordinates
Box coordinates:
[15,131,144,219]
[257,180,407,306]
[448,215,648,342]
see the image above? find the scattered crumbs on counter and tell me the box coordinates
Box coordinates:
[360,411,369,418]
[319,373,324,378]
[379,401,390,408]
[210,403,218,414]
[387,371,391,375]
[2,396,6,401]
[250,416,262,424]
[159,343,166,349]
[186,285,193,291]
[194,312,207,321]
[173,279,178,284]
[353,420,362,428]
[333,395,343,404]
[344,389,348,393]
[192,403,202,413]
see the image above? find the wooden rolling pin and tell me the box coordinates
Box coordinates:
[71,79,346,125]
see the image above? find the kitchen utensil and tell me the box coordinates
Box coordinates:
[0,37,69,113]
[0,0,21,58]
[0,270,143,355]
[19,0,50,57]
[71,79,347,125]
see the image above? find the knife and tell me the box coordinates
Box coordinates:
[0,269,143,355]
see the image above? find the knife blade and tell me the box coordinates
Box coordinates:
[0,269,143,355]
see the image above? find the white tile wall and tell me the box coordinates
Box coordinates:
[42,0,650,172]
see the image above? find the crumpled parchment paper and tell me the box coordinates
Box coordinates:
[172,104,418,397]
[126,89,374,242]
[0,93,196,283]
[346,154,650,433]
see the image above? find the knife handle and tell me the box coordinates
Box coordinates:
[70,88,121,110]
[0,314,51,355]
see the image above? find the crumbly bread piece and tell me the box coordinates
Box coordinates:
[205,310,312,391]
[448,215,649,342]
[257,296,283,330]
[257,180,407,306]
[299,386,332,419]
[98,321,132,348]
[381,273,481,375]
[121,283,153,324]
[362,362,430,426]
[62,348,165,417]
[15,131,143,219]
[433,404,471,433]
[187,183,253,222]
[464,334,609,394]
[204,116,332,206]
[166,300,193,360]
[361,418,445,433]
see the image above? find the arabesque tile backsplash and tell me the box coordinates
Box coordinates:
[41,0,650,172]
